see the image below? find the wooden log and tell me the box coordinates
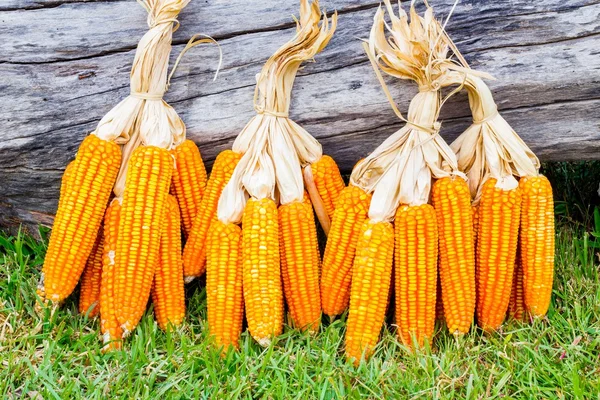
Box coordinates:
[0,0,599,231]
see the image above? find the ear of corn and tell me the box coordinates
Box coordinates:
[321,185,372,317]
[431,177,475,334]
[507,252,526,321]
[41,134,121,303]
[183,150,242,280]
[345,220,394,364]
[171,140,207,237]
[152,195,185,330]
[476,178,522,331]
[519,175,555,317]
[100,199,122,351]
[79,230,104,317]
[310,155,345,218]
[115,146,173,335]
[395,204,438,348]
[242,197,283,346]
[207,220,244,350]
[279,200,321,333]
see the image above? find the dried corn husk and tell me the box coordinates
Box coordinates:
[217,0,337,224]
[350,1,490,222]
[449,74,540,201]
[93,0,220,196]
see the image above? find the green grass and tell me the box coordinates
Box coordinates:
[0,224,599,399]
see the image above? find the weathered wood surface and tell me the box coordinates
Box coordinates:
[1,0,599,231]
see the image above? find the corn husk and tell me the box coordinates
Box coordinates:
[350,1,489,222]
[450,74,540,201]
[217,0,337,224]
[93,0,220,197]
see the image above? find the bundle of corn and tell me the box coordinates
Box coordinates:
[338,1,490,363]
[202,0,342,350]
[450,74,554,330]
[413,15,553,329]
[183,2,344,288]
[38,0,219,350]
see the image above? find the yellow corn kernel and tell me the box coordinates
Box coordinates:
[79,230,104,317]
[476,178,522,331]
[242,198,283,346]
[207,220,244,350]
[321,185,371,317]
[171,140,207,236]
[519,175,555,317]
[345,220,394,364]
[41,134,121,303]
[114,146,173,335]
[279,201,321,333]
[152,195,186,330]
[431,177,475,334]
[100,199,122,350]
[183,150,242,279]
[310,155,345,218]
[395,204,438,348]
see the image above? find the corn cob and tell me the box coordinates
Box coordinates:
[79,230,104,317]
[279,200,321,332]
[152,195,185,330]
[206,220,244,350]
[345,220,394,364]
[507,252,526,321]
[476,178,522,331]
[242,197,283,346]
[100,199,122,350]
[115,146,173,335]
[310,155,345,218]
[431,177,475,334]
[321,185,372,317]
[183,150,242,280]
[171,139,207,237]
[519,175,555,317]
[395,204,438,348]
[41,134,121,303]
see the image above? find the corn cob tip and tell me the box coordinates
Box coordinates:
[102,332,122,352]
[121,326,132,338]
[184,276,196,284]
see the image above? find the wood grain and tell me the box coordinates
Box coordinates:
[1,0,599,231]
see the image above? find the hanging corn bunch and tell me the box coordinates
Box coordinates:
[184,1,344,286]
[445,33,554,330]
[339,0,497,363]
[203,0,341,350]
[39,0,220,349]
